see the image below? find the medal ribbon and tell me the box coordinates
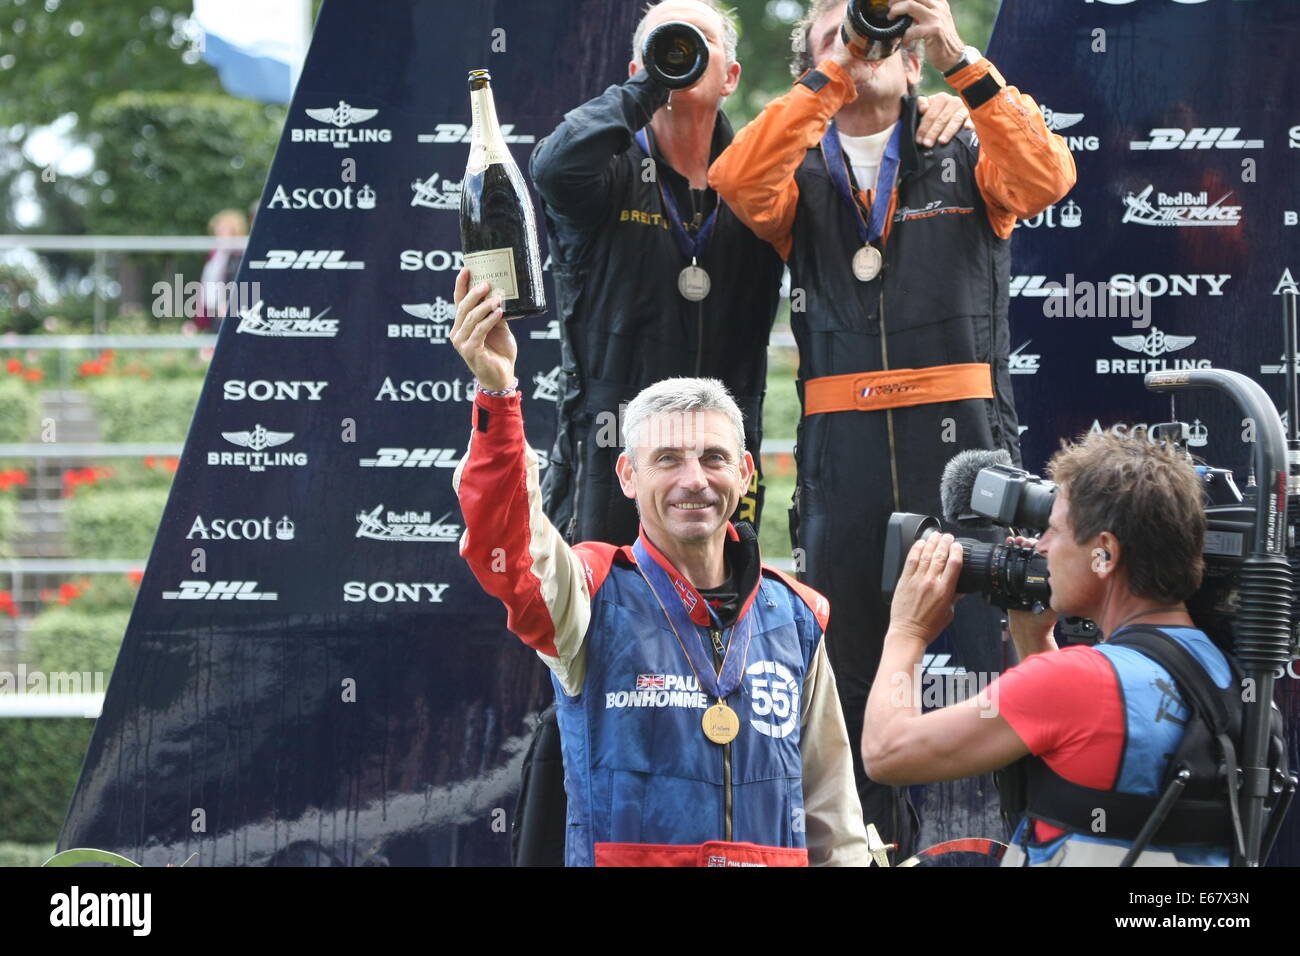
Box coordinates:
[632,535,752,700]
[820,119,904,247]
[635,128,720,262]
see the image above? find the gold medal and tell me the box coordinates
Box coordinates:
[702,701,740,744]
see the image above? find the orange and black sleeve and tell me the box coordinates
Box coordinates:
[708,60,860,262]
[945,58,1078,239]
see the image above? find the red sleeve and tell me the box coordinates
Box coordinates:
[991,645,1124,790]
[452,392,612,696]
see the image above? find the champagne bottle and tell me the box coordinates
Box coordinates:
[460,69,546,319]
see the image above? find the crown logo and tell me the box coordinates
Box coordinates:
[356,184,376,209]
[1188,419,1209,447]
[276,516,295,540]
[1060,200,1082,228]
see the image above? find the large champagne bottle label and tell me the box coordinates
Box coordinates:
[459,70,546,319]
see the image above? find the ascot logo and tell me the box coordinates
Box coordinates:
[410,172,462,209]
[248,249,365,270]
[223,380,328,402]
[187,515,295,541]
[373,377,475,402]
[389,300,455,344]
[162,580,278,600]
[1290,125,1300,149]
[209,425,308,472]
[1038,105,1099,152]
[1008,341,1040,375]
[343,581,450,603]
[360,447,461,468]
[530,319,561,340]
[533,366,562,403]
[236,302,339,337]
[1121,185,1242,227]
[267,183,376,210]
[1015,200,1082,229]
[417,123,535,144]
[1130,127,1263,150]
[1089,419,1209,449]
[355,505,461,543]
[293,101,392,148]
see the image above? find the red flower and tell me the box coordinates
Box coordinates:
[126,570,144,585]
[23,368,43,382]
[143,456,156,469]
[6,359,20,374]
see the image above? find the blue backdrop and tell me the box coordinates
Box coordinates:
[60,0,1300,865]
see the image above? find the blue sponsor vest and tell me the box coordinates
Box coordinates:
[553,560,821,868]
[1011,626,1233,866]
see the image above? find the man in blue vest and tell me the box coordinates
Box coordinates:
[861,430,1234,865]
[450,270,872,866]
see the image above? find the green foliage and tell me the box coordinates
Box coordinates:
[87,91,281,236]
[0,841,57,867]
[0,1,223,130]
[0,263,46,334]
[0,493,19,558]
[0,376,42,443]
[0,719,96,845]
[66,487,169,558]
[81,376,202,442]
[27,605,131,677]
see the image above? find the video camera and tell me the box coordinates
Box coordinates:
[881,347,1300,865]
[881,455,1054,612]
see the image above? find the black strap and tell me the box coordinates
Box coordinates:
[797,69,831,93]
[1024,626,1241,848]
[1025,759,1233,845]
[959,72,1002,111]
[1109,626,1233,733]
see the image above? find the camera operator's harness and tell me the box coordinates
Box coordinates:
[1000,625,1291,867]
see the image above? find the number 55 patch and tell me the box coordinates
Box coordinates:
[748,660,800,739]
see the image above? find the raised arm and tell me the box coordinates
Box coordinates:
[947,59,1077,238]
[708,60,855,261]
[529,71,669,227]
[449,268,596,695]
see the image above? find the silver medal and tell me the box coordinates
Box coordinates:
[678,264,711,301]
[852,245,883,282]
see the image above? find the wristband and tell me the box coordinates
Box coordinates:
[476,377,519,398]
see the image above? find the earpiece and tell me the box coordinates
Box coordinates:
[1092,547,1111,572]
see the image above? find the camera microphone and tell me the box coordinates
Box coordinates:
[940,448,1012,528]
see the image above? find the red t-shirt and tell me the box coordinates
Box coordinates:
[990,645,1125,841]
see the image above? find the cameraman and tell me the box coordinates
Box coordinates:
[862,431,1233,865]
